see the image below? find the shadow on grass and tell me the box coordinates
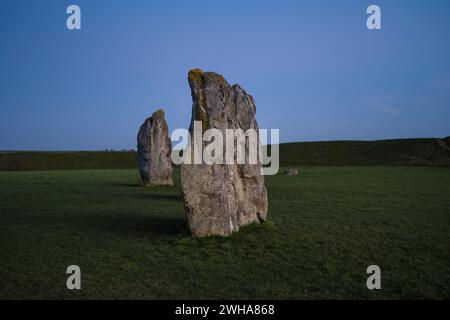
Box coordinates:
[145,193,182,201]
[93,214,189,238]
[119,193,182,202]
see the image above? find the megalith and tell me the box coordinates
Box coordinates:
[137,109,173,186]
[181,69,268,237]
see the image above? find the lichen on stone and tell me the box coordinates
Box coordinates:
[188,68,204,87]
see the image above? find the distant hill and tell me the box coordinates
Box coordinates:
[0,151,137,171]
[279,137,450,167]
[1,138,450,171]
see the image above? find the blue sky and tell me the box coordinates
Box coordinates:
[1,0,449,150]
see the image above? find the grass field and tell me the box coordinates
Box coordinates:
[1,167,449,299]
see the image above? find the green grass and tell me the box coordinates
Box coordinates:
[1,167,449,299]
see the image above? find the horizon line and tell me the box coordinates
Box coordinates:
[1,136,448,153]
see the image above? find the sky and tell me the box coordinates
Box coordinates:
[0,0,449,150]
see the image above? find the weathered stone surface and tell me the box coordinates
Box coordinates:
[181,69,268,237]
[284,168,299,176]
[137,109,173,186]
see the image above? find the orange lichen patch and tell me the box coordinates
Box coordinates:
[215,74,227,85]
[188,69,204,86]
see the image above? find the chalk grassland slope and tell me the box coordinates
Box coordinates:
[279,137,450,166]
[1,137,450,171]
[0,167,449,299]
[0,151,137,171]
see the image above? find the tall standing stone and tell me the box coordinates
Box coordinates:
[137,109,173,186]
[181,69,268,237]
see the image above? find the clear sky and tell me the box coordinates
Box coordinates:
[1,0,449,150]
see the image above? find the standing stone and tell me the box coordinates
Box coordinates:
[181,69,268,237]
[137,109,173,186]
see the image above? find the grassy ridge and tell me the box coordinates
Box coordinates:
[279,137,450,166]
[1,137,450,171]
[0,151,137,171]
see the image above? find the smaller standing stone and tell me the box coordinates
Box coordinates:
[137,109,173,186]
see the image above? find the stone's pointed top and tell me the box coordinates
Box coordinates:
[188,69,229,89]
[188,69,204,87]
[189,68,203,76]
[152,108,165,119]
[232,84,244,92]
